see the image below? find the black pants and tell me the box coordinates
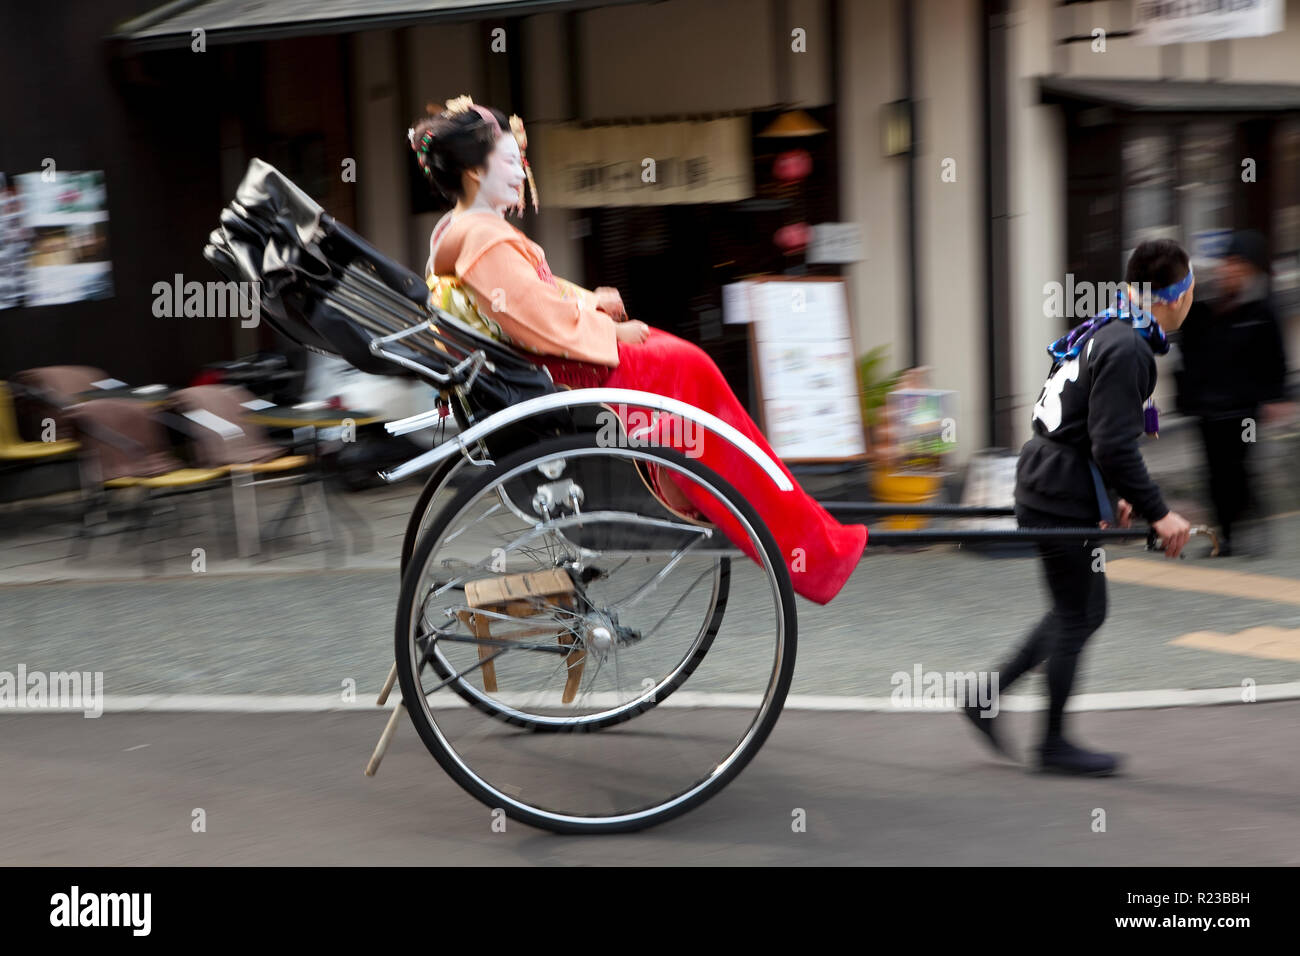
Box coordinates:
[1198,413,1257,544]
[997,503,1107,741]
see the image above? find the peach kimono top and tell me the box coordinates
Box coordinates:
[428,211,620,367]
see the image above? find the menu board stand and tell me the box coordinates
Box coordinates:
[742,276,868,464]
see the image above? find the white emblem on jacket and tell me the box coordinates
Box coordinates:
[1032,355,1080,432]
[1032,338,1095,433]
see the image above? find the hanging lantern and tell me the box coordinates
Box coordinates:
[773,222,811,255]
[772,149,813,183]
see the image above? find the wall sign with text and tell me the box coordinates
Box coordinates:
[1135,0,1284,45]
[531,118,753,208]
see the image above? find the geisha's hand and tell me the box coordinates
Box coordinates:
[593,286,627,321]
[614,320,650,344]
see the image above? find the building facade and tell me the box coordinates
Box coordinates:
[3,0,1296,463]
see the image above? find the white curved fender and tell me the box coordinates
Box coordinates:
[380,387,794,491]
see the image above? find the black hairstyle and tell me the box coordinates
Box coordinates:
[410,103,509,203]
[1124,238,1191,291]
[1225,230,1270,273]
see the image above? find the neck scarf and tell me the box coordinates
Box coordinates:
[1046,283,1176,363]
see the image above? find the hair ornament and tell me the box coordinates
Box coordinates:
[409,94,541,215]
[509,114,539,216]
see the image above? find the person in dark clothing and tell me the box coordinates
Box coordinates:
[962,239,1195,776]
[1176,231,1290,555]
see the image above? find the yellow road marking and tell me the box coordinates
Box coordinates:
[1170,627,1300,663]
[1107,558,1300,606]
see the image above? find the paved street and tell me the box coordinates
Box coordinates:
[0,703,1294,865]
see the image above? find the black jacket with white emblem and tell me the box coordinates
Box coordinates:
[1015,320,1169,524]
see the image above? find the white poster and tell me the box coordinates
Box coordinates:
[807,222,865,264]
[722,280,757,325]
[1134,0,1285,45]
[0,174,30,310]
[13,170,114,307]
[750,279,866,461]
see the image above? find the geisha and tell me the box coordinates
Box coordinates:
[409,95,866,605]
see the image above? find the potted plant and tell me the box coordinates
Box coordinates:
[863,363,954,529]
[858,345,902,441]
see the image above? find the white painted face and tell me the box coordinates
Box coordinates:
[472,132,526,211]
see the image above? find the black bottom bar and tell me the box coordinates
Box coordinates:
[867,527,1153,546]
[823,501,1016,517]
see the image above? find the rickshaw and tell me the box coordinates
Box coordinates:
[206,160,1211,835]
[206,160,798,833]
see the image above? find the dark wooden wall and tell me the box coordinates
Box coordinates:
[0,3,354,386]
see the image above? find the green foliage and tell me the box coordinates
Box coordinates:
[858,346,902,430]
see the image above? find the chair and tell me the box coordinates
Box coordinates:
[63,398,228,566]
[169,385,320,556]
[0,381,82,531]
[0,381,80,464]
[10,365,111,442]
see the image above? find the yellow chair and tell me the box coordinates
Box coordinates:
[170,385,323,556]
[64,398,230,566]
[104,468,230,490]
[0,381,80,462]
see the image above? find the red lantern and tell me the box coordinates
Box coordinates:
[773,149,812,183]
[773,222,810,255]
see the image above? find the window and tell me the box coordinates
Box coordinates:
[1122,131,1176,264]
[1273,119,1300,304]
[1178,123,1234,263]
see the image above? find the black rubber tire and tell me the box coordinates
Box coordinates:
[398,455,461,576]
[394,432,796,834]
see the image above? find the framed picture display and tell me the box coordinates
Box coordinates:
[743,276,868,463]
[12,169,114,307]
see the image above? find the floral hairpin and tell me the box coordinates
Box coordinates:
[509,114,539,216]
[443,94,475,116]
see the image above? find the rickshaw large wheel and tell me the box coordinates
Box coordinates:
[394,432,796,834]
[400,448,731,728]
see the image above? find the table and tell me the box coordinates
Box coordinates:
[73,385,175,407]
[242,406,384,430]
[243,405,385,558]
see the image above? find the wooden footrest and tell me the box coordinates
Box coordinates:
[461,568,584,702]
[465,567,576,608]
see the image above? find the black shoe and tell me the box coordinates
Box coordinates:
[1037,737,1121,776]
[961,705,1013,760]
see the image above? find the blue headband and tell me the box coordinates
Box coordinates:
[1149,264,1193,305]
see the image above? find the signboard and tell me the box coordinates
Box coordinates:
[722,280,758,324]
[807,222,865,264]
[745,277,867,462]
[531,118,753,208]
[1134,0,1285,45]
[957,449,1022,550]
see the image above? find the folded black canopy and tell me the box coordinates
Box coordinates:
[204,158,555,412]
